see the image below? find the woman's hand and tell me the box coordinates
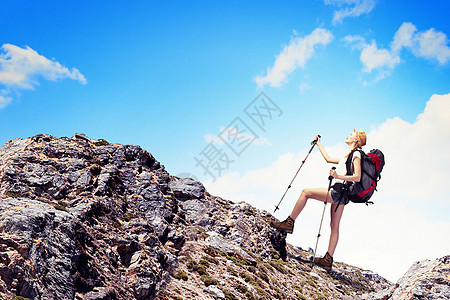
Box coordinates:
[315,135,321,146]
[330,168,339,179]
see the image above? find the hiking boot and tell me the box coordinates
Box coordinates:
[314,252,333,271]
[270,216,295,234]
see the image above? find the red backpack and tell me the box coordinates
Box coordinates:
[345,149,385,205]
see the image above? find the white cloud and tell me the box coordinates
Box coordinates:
[325,0,376,25]
[0,90,12,108]
[360,40,401,73]
[254,28,334,88]
[392,22,450,64]
[413,28,450,64]
[344,36,400,81]
[0,95,12,108]
[391,22,416,53]
[367,93,450,204]
[345,22,450,81]
[0,43,86,108]
[204,93,450,282]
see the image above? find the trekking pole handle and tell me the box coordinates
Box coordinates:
[311,135,321,145]
[328,166,336,181]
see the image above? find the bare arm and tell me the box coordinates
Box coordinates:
[316,136,339,164]
[330,156,362,182]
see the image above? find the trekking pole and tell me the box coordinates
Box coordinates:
[274,135,321,213]
[311,166,335,269]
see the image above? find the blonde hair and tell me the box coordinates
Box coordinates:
[353,129,366,149]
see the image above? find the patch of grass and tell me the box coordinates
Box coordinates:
[94,139,109,146]
[186,258,208,276]
[240,272,254,283]
[255,286,270,299]
[269,248,280,260]
[306,274,319,289]
[222,289,238,300]
[121,213,138,222]
[5,191,22,198]
[257,270,270,283]
[216,249,229,257]
[234,283,249,295]
[216,250,254,267]
[293,284,303,293]
[245,291,256,300]
[36,198,68,212]
[174,270,188,281]
[200,274,218,286]
[37,198,52,205]
[240,271,266,294]
[269,259,287,274]
[227,266,238,277]
[295,292,308,300]
[53,204,67,212]
[204,246,218,257]
[75,188,85,195]
[202,255,219,265]
[312,292,327,300]
[236,276,268,299]
[196,230,210,240]
[199,259,210,268]
[244,209,254,216]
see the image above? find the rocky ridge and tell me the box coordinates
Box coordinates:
[0,133,439,300]
[363,255,450,300]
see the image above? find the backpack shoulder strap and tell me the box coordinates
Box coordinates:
[345,149,364,175]
[345,150,356,175]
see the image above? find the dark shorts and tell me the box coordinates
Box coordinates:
[331,187,350,206]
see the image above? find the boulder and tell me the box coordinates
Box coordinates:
[169,177,206,199]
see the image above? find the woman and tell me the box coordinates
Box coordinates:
[271,130,366,271]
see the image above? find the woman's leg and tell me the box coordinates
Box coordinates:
[314,202,345,271]
[290,188,334,220]
[271,188,334,234]
[327,203,345,256]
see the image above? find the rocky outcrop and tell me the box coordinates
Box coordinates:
[0,134,172,299]
[0,134,394,299]
[364,255,450,300]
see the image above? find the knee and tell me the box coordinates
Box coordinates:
[301,189,311,199]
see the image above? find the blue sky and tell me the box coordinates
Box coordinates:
[1,0,450,281]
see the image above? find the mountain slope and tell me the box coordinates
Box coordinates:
[0,134,392,299]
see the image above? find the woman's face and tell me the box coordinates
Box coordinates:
[346,131,358,144]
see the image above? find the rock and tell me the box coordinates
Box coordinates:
[0,134,170,299]
[364,255,450,300]
[180,199,208,224]
[205,285,225,299]
[0,198,82,299]
[169,177,205,199]
[206,232,256,266]
[83,287,117,300]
